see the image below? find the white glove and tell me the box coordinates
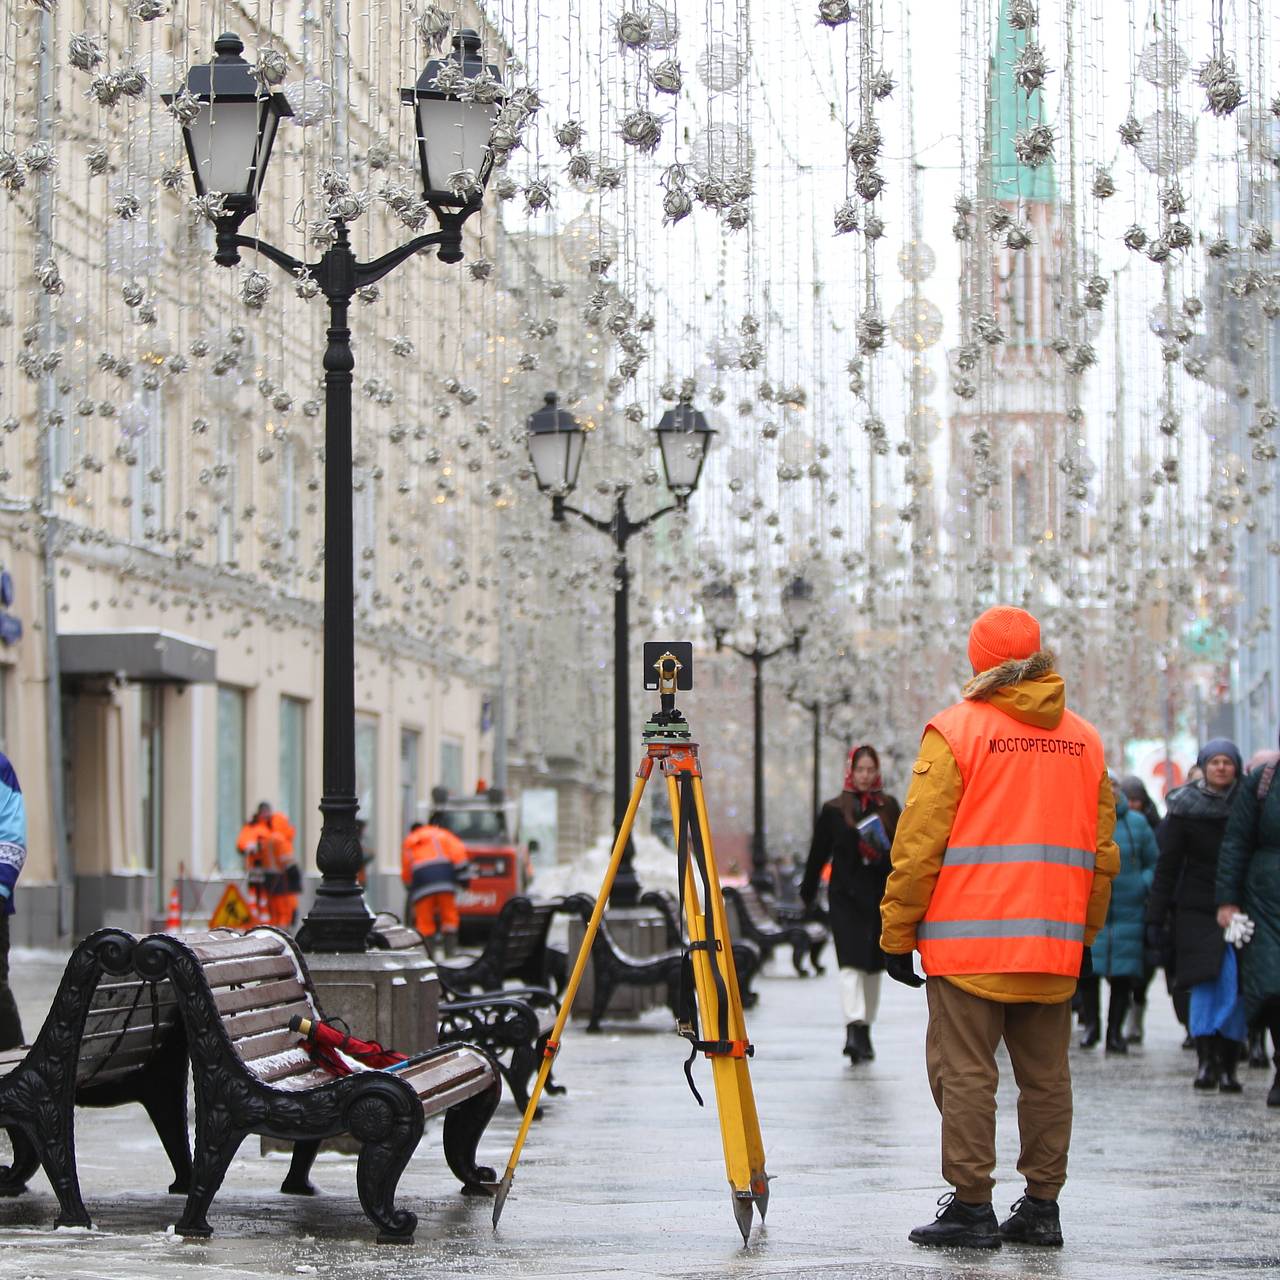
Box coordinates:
[1224,912,1255,948]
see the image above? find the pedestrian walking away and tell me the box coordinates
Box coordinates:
[801,744,900,1063]
[880,605,1119,1251]
[1216,734,1280,1107]
[401,818,472,956]
[1147,739,1246,1092]
[0,750,26,1052]
[1077,780,1157,1054]
[1115,775,1162,1042]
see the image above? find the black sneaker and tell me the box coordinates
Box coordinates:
[908,1193,1001,1249]
[999,1194,1064,1247]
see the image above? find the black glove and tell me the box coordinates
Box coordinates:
[802,899,828,924]
[884,951,925,988]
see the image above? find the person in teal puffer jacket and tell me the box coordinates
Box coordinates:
[1078,783,1158,1053]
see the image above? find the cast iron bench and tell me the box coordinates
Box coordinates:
[557,893,692,1032]
[0,928,191,1229]
[723,884,830,976]
[434,895,562,996]
[133,926,501,1243]
[370,913,564,1114]
[638,888,763,1009]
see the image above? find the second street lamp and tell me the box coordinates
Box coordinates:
[704,573,814,892]
[167,30,503,951]
[527,391,713,905]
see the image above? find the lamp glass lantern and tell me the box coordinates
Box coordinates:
[526,392,586,495]
[401,30,504,207]
[164,33,294,212]
[701,579,738,641]
[655,402,715,499]
[781,574,817,639]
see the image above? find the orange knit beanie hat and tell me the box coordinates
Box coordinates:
[967,605,1041,673]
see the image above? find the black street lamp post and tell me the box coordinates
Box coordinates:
[703,575,816,892]
[526,392,713,906]
[168,31,503,951]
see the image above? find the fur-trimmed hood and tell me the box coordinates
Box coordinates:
[961,650,1064,730]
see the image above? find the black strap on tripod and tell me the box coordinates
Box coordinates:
[675,771,752,1107]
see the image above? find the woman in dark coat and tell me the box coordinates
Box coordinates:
[1116,776,1162,1042]
[1079,786,1158,1052]
[801,744,900,1063]
[1147,739,1244,1091]
[1216,748,1280,1106]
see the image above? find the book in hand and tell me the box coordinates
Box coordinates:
[855,813,891,860]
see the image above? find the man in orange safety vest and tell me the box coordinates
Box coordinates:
[237,802,300,927]
[880,605,1119,1251]
[401,820,471,955]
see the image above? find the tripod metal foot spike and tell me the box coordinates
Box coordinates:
[491,1170,514,1228]
[732,1192,755,1244]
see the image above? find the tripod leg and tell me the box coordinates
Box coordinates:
[492,760,653,1228]
[669,767,770,1243]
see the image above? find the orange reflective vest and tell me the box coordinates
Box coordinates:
[917,698,1105,978]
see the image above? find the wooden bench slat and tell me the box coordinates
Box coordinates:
[248,1047,328,1084]
[199,954,298,988]
[221,999,315,1043]
[232,1026,302,1064]
[214,977,309,1016]
[185,934,290,963]
[78,1023,174,1064]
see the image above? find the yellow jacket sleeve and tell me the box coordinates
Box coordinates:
[1083,771,1119,945]
[879,728,962,954]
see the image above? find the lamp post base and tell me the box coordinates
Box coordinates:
[608,844,641,908]
[295,883,374,953]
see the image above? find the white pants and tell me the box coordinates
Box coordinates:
[840,967,882,1025]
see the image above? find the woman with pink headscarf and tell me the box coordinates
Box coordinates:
[801,744,901,1063]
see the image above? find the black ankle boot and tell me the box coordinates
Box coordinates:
[844,1022,864,1061]
[908,1193,1001,1249]
[1268,1061,1280,1107]
[1218,1037,1243,1093]
[999,1194,1063,1247]
[853,1022,874,1061]
[1194,1037,1219,1090]
[1105,1023,1129,1054]
[1078,1021,1100,1049]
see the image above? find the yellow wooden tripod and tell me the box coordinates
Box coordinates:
[492,650,769,1243]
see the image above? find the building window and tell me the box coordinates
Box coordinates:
[439,735,464,797]
[216,686,246,874]
[279,696,307,862]
[400,727,420,839]
[355,713,378,852]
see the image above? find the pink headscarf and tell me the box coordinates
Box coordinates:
[843,744,884,813]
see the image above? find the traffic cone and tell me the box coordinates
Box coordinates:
[165,881,182,932]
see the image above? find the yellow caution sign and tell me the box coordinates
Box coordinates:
[209,882,254,929]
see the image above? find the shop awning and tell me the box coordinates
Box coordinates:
[58,629,217,684]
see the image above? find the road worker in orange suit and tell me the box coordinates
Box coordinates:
[401,820,471,956]
[237,802,300,927]
[880,606,1119,1251]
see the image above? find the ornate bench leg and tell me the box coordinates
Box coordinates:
[809,937,828,975]
[587,968,613,1033]
[355,1132,419,1244]
[177,1131,245,1238]
[539,1034,567,1098]
[791,936,810,977]
[0,1123,38,1197]
[281,1140,320,1196]
[442,1082,499,1196]
[140,1056,193,1195]
[503,1041,535,1116]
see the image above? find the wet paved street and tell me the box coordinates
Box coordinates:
[2,943,1278,1279]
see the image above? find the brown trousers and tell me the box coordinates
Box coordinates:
[925,977,1072,1204]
